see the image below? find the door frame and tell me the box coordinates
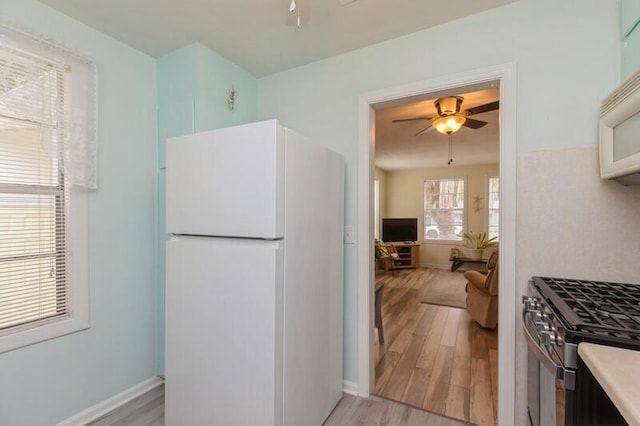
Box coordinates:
[356,63,517,425]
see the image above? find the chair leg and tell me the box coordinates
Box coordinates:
[375,283,384,344]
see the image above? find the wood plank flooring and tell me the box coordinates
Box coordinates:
[87,384,164,426]
[86,384,469,425]
[324,394,470,426]
[374,268,498,426]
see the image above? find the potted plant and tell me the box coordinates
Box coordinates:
[462,231,498,260]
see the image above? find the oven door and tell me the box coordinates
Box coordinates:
[523,310,576,426]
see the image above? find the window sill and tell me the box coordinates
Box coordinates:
[0,187,89,354]
[423,239,464,245]
[0,315,89,354]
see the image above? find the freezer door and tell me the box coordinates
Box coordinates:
[166,120,285,239]
[165,236,284,426]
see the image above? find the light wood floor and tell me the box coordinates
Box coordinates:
[87,384,164,426]
[324,393,470,425]
[374,268,498,426]
[87,384,469,425]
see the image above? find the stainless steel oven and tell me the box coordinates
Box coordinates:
[523,277,640,426]
[523,292,576,425]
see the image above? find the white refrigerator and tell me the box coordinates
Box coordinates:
[164,119,344,426]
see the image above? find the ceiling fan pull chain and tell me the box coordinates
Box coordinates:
[448,134,453,165]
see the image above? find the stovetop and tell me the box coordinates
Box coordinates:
[531,276,640,348]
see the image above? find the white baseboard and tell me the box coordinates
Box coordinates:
[342,380,358,396]
[57,376,164,426]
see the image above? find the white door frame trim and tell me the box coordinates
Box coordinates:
[356,62,517,425]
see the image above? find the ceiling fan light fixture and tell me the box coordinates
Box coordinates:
[433,115,466,135]
[435,96,463,116]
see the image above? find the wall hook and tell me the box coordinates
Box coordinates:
[227,85,237,111]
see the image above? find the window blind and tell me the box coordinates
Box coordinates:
[0,43,70,331]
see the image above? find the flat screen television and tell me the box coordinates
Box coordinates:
[382,218,418,243]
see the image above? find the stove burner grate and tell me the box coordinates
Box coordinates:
[532,276,640,340]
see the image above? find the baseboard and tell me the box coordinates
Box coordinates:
[342,380,358,396]
[57,376,164,426]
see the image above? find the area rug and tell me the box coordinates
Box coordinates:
[421,269,468,309]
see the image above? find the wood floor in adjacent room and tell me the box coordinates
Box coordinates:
[374,268,498,426]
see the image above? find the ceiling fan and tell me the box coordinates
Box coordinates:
[392,96,499,136]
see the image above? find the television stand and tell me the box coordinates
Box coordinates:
[386,242,420,269]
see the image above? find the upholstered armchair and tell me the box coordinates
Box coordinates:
[464,249,499,329]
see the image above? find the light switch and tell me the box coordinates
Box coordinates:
[344,225,355,244]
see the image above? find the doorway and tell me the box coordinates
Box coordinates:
[373,83,499,424]
[356,64,516,425]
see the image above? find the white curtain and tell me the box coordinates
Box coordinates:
[0,22,98,189]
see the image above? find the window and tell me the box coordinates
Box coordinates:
[488,176,499,240]
[374,179,379,239]
[0,26,92,353]
[423,178,465,242]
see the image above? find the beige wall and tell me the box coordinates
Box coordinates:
[382,163,499,267]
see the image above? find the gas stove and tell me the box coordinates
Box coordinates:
[530,276,640,350]
[524,276,640,425]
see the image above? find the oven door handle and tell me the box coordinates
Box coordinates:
[522,310,574,390]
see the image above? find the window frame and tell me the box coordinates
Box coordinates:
[374,179,380,239]
[0,188,88,353]
[422,177,467,244]
[0,43,90,354]
[487,175,500,241]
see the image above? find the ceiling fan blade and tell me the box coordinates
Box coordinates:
[415,125,434,136]
[462,118,488,129]
[464,100,499,116]
[392,116,432,123]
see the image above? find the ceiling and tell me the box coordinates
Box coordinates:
[38,0,517,77]
[37,0,507,169]
[375,85,500,171]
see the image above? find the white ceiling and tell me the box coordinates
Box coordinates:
[38,0,516,77]
[375,85,500,171]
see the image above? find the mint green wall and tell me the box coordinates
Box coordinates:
[621,0,640,79]
[256,0,619,391]
[156,42,257,375]
[157,45,199,169]
[0,1,157,425]
[622,29,640,79]
[157,43,258,168]
[193,44,257,131]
